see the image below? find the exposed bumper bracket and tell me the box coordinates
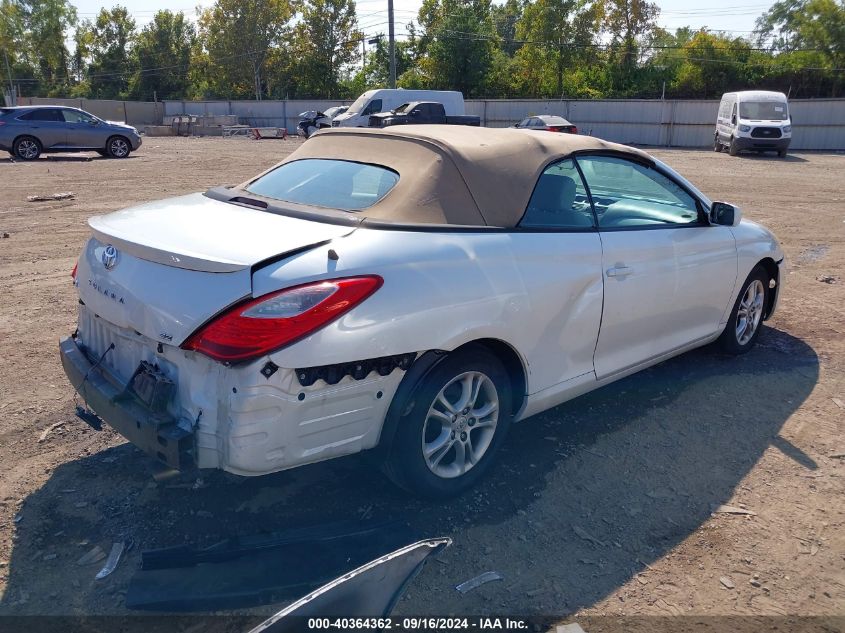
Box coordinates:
[59,336,194,470]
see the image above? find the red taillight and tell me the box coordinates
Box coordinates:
[71,261,78,281]
[568,126,578,134]
[181,276,383,363]
[545,127,558,132]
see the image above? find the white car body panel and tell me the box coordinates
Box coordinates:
[594,226,737,378]
[254,229,604,393]
[65,139,785,480]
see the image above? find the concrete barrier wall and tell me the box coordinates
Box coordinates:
[17,96,845,149]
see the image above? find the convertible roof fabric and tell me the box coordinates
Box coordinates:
[261,126,651,228]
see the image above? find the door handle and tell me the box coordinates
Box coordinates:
[606,266,633,278]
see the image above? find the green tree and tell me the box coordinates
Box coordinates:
[21,0,77,94]
[130,10,195,100]
[512,0,603,97]
[492,0,525,57]
[756,0,845,95]
[415,0,499,97]
[669,31,760,98]
[291,0,361,98]
[198,0,295,99]
[1,0,30,98]
[77,6,137,99]
[602,0,659,92]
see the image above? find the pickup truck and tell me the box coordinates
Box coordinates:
[368,102,481,128]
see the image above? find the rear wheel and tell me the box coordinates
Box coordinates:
[778,149,787,158]
[718,266,769,354]
[383,346,512,498]
[13,136,41,160]
[728,137,739,156]
[106,136,131,158]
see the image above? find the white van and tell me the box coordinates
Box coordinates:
[332,89,465,128]
[715,91,792,157]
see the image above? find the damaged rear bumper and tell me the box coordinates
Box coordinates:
[59,336,193,470]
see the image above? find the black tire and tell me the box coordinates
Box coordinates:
[778,149,787,158]
[305,125,317,138]
[718,265,769,355]
[728,137,739,156]
[713,135,722,152]
[383,346,512,499]
[13,135,41,160]
[106,135,131,158]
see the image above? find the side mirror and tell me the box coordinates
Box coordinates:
[710,201,742,227]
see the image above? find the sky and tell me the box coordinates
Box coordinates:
[68,0,772,41]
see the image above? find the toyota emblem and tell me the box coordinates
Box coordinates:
[101,245,119,270]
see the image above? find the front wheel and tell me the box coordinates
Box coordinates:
[383,347,512,498]
[728,138,739,156]
[718,266,769,354]
[713,135,722,152]
[106,136,131,158]
[778,149,787,158]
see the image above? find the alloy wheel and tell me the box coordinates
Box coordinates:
[736,279,764,345]
[110,138,129,157]
[421,371,499,479]
[18,139,39,159]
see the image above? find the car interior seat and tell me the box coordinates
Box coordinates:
[522,174,591,227]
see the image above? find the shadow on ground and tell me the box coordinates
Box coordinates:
[0,327,819,620]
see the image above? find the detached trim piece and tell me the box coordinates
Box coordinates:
[296,353,416,387]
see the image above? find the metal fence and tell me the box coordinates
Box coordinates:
[17,96,845,149]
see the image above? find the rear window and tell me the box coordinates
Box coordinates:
[245,159,399,211]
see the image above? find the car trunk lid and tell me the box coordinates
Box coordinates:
[78,192,353,347]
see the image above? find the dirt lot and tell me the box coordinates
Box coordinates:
[0,137,843,628]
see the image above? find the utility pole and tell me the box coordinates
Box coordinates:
[362,38,366,68]
[3,49,14,104]
[388,0,396,88]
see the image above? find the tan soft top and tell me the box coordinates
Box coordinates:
[274,125,651,228]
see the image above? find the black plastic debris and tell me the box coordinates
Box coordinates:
[126,520,416,611]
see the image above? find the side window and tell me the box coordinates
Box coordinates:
[519,159,595,229]
[62,109,95,124]
[19,108,62,121]
[518,118,531,127]
[363,99,382,115]
[576,156,700,229]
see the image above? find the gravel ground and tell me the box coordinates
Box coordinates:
[0,137,842,629]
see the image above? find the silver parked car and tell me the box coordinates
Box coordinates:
[0,105,142,160]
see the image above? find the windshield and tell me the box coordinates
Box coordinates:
[740,101,788,120]
[245,159,399,211]
[393,103,412,113]
[347,93,372,115]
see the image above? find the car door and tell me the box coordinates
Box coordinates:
[18,108,66,149]
[575,154,737,379]
[513,158,604,392]
[61,108,104,149]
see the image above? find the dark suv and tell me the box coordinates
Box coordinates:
[0,106,142,160]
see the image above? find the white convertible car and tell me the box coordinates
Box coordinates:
[61,126,784,497]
